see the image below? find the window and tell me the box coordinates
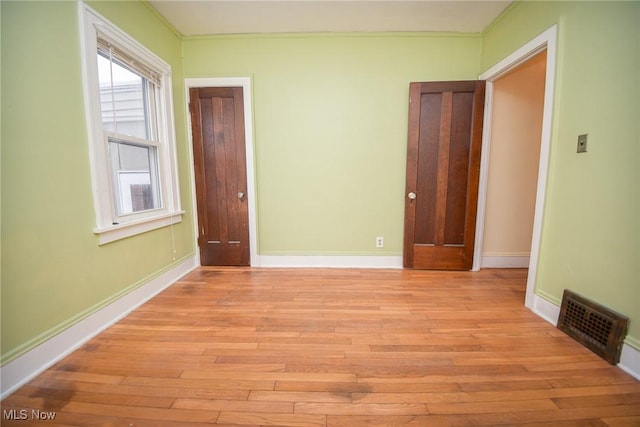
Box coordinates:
[80,4,183,244]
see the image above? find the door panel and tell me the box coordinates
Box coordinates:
[403,81,485,270]
[190,87,249,266]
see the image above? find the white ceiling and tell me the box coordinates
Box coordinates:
[148,1,513,36]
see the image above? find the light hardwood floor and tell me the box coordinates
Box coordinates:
[2,268,639,426]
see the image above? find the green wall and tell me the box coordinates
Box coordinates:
[482,1,640,348]
[183,33,482,255]
[0,1,194,364]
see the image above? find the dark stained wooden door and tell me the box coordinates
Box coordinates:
[403,81,485,270]
[190,87,249,266]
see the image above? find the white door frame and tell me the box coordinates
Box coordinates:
[472,25,558,310]
[185,77,259,267]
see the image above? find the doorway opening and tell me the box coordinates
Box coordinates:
[473,25,558,310]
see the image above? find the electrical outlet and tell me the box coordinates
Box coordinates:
[376,236,384,248]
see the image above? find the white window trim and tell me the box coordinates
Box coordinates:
[79,3,183,245]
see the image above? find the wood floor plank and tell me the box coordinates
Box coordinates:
[327,414,462,427]
[2,267,639,426]
[13,385,176,409]
[552,392,640,409]
[60,401,220,423]
[120,376,276,392]
[600,416,640,426]
[35,370,125,385]
[216,410,326,426]
[294,402,428,416]
[349,384,640,404]
[249,390,353,403]
[181,370,358,383]
[426,398,559,414]
[458,379,554,392]
[513,421,608,427]
[274,380,463,394]
[172,397,294,413]
[27,376,251,400]
[462,405,640,425]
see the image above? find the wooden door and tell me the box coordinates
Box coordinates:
[189,87,250,266]
[403,81,485,270]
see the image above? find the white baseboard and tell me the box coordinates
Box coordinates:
[0,256,197,399]
[531,294,640,381]
[531,293,561,325]
[258,255,403,269]
[481,254,530,268]
[619,343,640,380]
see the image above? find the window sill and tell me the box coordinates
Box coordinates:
[94,210,185,245]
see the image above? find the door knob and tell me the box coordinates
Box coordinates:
[408,192,417,200]
[238,192,245,200]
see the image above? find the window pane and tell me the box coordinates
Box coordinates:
[109,140,161,215]
[98,53,150,140]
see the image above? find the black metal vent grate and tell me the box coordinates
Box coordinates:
[557,289,628,365]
